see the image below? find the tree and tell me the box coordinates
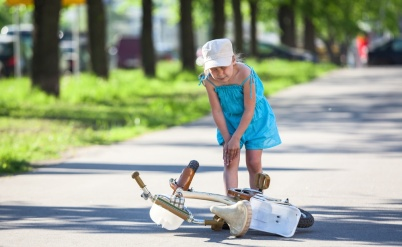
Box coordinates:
[141,0,156,76]
[212,0,225,39]
[299,0,317,57]
[232,0,243,53]
[278,0,296,48]
[87,0,108,79]
[179,0,195,71]
[301,0,402,65]
[303,16,316,57]
[249,0,258,57]
[31,0,61,96]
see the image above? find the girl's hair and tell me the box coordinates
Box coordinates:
[234,53,243,63]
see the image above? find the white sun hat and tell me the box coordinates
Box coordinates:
[196,38,234,70]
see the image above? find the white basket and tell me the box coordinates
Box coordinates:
[249,195,301,237]
[149,196,184,230]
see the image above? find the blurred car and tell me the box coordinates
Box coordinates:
[245,42,315,62]
[368,38,402,65]
[60,41,85,73]
[0,24,33,76]
[59,30,89,73]
[1,24,88,75]
[0,23,33,42]
[116,36,141,69]
[0,35,15,77]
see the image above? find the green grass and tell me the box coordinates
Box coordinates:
[0,59,336,175]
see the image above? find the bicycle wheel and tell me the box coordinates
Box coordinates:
[297,208,314,228]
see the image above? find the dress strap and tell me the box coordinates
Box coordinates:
[198,73,206,86]
[240,74,251,86]
[241,67,255,99]
[206,77,217,87]
[198,73,217,87]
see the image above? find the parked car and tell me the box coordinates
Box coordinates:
[0,35,15,77]
[245,42,315,62]
[0,24,33,76]
[368,38,402,65]
[60,41,89,73]
[0,23,33,42]
[59,30,89,73]
[1,24,89,75]
[116,36,141,69]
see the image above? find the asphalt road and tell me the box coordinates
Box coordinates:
[1,67,401,247]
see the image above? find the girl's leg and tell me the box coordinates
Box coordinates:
[245,149,263,189]
[223,154,240,194]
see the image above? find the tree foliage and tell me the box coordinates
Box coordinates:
[0,0,13,27]
[2,0,402,90]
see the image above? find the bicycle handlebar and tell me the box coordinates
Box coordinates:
[132,171,192,222]
[132,171,146,188]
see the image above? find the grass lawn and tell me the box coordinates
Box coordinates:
[0,59,336,175]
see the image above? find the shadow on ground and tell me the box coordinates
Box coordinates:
[1,200,401,246]
[29,162,330,175]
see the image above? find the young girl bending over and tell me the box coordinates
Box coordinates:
[197,38,281,193]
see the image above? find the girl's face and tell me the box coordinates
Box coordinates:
[208,58,235,83]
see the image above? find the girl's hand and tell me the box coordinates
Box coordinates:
[223,143,229,166]
[223,137,240,166]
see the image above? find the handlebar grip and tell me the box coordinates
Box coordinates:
[132,171,146,188]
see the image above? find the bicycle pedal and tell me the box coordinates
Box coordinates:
[209,215,225,231]
[256,173,270,191]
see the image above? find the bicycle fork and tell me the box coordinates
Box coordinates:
[132,171,222,227]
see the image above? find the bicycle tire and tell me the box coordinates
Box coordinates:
[297,208,314,228]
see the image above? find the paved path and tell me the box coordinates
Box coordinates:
[1,67,402,247]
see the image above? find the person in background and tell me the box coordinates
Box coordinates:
[356,33,369,66]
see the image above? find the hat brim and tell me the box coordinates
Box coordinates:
[204,56,233,70]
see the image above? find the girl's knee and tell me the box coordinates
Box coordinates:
[247,161,262,174]
[245,150,262,173]
[248,165,262,175]
[246,159,262,174]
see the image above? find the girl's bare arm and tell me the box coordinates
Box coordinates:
[205,83,231,143]
[226,70,256,161]
[232,77,256,141]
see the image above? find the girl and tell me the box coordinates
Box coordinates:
[197,38,281,193]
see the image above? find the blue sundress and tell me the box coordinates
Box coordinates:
[199,65,281,150]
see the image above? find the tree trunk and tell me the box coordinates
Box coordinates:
[339,41,348,66]
[249,0,258,57]
[232,0,243,53]
[87,0,109,79]
[303,16,316,58]
[141,0,156,76]
[180,0,195,71]
[278,1,296,48]
[31,0,61,96]
[323,38,338,65]
[212,0,225,39]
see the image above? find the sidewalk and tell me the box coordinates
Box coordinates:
[1,67,401,247]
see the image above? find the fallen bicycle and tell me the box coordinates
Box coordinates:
[132,160,314,237]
